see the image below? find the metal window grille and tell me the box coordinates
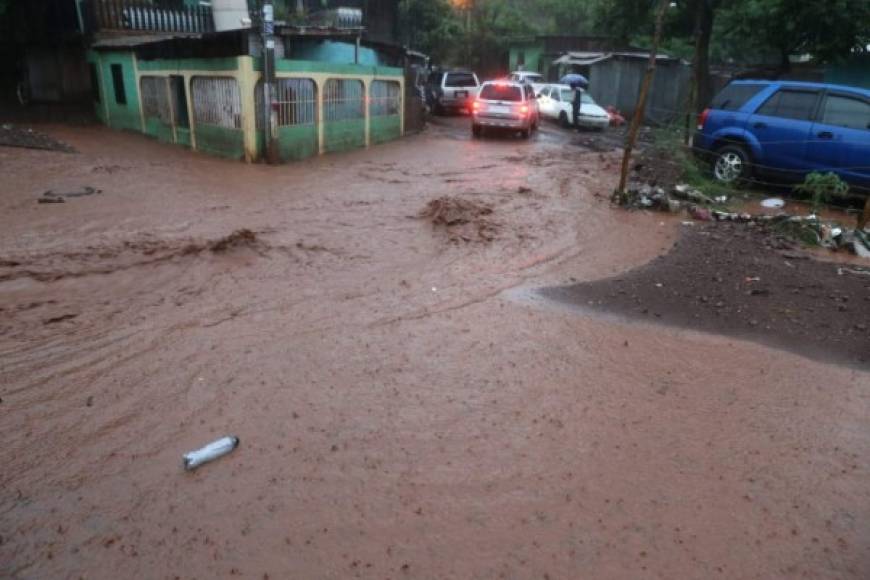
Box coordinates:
[370,80,401,117]
[255,78,317,129]
[191,77,242,129]
[323,79,364,122]
[140,76,172,124]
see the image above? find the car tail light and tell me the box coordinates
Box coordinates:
[519,104,529,116]
[697,108,710,131]
[472,100,481,112]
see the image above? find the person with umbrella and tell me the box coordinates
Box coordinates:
[559,74,589,130]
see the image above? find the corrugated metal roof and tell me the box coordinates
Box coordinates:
[552,51,679,66]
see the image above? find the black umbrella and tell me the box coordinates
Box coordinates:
[559,74,589,89]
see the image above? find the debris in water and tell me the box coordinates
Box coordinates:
[761,198,785,209]
[183,436,240,471]
[208,229,259,253]
[39,187,101,203]
[418,196,498,243]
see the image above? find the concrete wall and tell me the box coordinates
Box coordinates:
[88,50,404,163]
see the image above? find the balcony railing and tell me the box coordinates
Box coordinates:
[85,0,216,34]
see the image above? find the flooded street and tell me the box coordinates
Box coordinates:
[1,117,868,579]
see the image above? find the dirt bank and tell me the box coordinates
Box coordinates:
[542,221,870,368]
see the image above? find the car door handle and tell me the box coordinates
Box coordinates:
[817,131,834,139]
[752,122,767,129]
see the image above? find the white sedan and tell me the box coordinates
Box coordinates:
[537,84,610,130]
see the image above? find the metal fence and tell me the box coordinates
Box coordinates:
[140,76,172,124]
[86,0,215,33]
[191,77,242,129]
[370,80,401,117]
[255,78,317,129]
[323,79,364,122]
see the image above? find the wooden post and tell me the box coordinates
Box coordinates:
[614,0,670,202]
[859,196,870,231]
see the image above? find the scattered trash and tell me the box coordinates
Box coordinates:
[761,198,786,209]
[689,205,712,222]
[837,267,870,277]
[183,436,240,471]
[606,106,626,127]
[39,187,101,203]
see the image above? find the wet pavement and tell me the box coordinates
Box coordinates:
[1,117,868,579]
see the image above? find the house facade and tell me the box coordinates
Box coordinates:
[81,0,407,163]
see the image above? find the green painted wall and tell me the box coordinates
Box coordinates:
[137,57,240,72]
[193,124,245,160]
[324,119,366,153]
[176,128,192,148]
[370,116,401,145]
[291,40,382,66]
[262,59,403,78]
[256,125,319,162]
[144,117,174,144]
[509,44,545,74]
[96,52,142,132]
[86,51,107,124]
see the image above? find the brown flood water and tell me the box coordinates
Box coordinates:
[1,118,868,579]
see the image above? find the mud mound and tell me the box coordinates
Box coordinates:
[542,222,870,368]
[208,229,259,253]
[419,197,499,243]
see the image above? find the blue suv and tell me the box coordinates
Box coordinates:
[695,80,870,196]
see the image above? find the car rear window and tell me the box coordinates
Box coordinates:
[756,89,819,121]
[479,84,523,102]
[525,74,543,83]
[711,83,766,111]
[445,73,477,88]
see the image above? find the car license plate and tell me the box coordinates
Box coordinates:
[489,105,509,114]
[455,91,468,99]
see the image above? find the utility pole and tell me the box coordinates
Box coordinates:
[614,0,670,201]
[262,0,279,164]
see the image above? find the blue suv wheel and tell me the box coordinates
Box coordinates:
[713,144,751,184]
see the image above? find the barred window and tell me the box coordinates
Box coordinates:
[191,77,242,129]
[324,79,364,122]
[140,76,172,124]
[255,78,317,129]
[370,80,401,117]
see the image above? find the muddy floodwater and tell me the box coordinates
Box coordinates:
[1,117,868,579]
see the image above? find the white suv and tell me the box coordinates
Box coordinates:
[508,71,545,96]
[426,70,480,114]
[471,81,540,139]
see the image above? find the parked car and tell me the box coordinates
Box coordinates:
[471,80,540,139]
[537,84,610,130]
[508,71,546,95]
[695,80,870,193]
[425,70,480,115]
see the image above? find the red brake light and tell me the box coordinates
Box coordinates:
[472,100,481,111]
[697,108,710,130]
[520,104,530,116]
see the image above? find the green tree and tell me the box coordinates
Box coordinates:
[717,0,870,69]
[399,0,462,63]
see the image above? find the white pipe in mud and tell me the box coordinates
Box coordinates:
[183,436,240,471]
